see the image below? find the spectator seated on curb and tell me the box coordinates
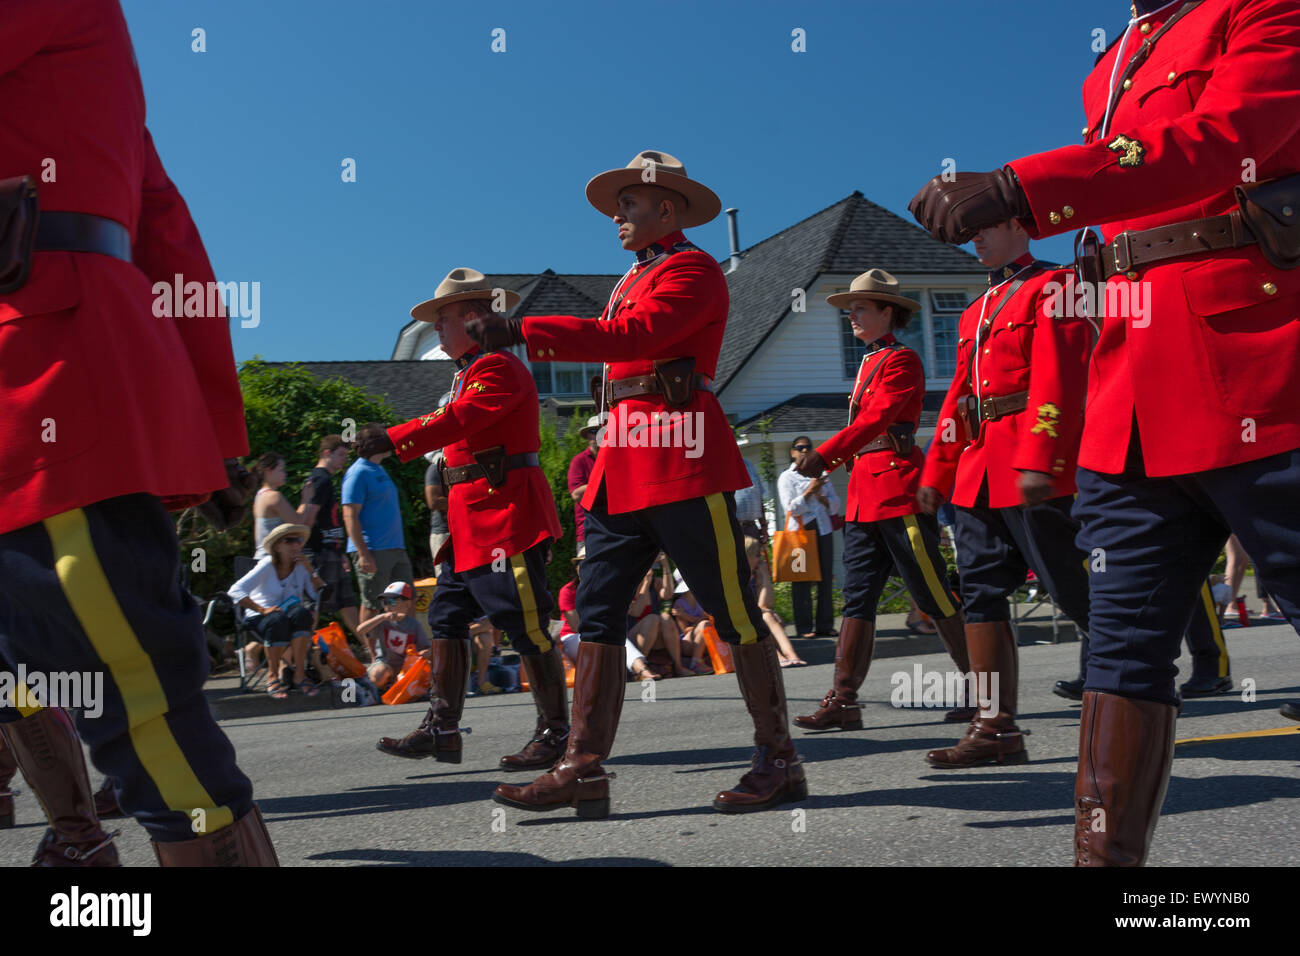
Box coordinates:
[668,571,719,674]
[627,556,697,678]
[227,523,325,700]
[741,537,808,667]
[357,582,431,691]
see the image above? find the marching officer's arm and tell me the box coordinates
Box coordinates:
[387,353,524,462]
[134,129,249,460]
[0,0,59,74]
[521,254,726,361]
[919,355,972,499]
[1013,291,1092,480]
[814,349,923,473]
[1009,2,1300,239]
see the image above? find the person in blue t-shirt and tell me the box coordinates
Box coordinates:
[342,423,413,637]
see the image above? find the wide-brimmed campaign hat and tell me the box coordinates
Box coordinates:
[261,523,311,554]
[585,150,721,228]
[826,269,921,312]
[410,267,521,323]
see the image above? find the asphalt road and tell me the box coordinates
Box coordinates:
[3,617,1298,867]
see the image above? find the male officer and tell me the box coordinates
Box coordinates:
[911,0,1300,864]
[0,0,275,864]
[468,151,806,818]
[793,270,974,734]
[917,220,1093,767]
[375,269,567,771]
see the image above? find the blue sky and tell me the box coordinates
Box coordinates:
[124,0,1126,363]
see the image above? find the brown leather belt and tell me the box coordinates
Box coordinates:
[846,423,916,471]
[962,390,1029,425]
[1101,210,1255,279]
[35,211,133,263]
[443,453,539,487]
[605,372,712,406]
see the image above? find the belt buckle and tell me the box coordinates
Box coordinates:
[1111,232,1133,274]
[979,396,997,422]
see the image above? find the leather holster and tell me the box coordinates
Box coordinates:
[653,356,697,409]
[1237,173,1300,270]
[472,445,508,488]
[0,175,39,294]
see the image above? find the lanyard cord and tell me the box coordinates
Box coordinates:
[973,265,1033,400]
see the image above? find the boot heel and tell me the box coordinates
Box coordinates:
[787,779,809,802]
[575,797,610,820]
[434,751,462,764]
[0,812,12,829]
[841,717,863,731]
[1000,749,1030,765]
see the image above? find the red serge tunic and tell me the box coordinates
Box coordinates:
[387,348,561,573]
[0,1,247,535]
[521,232,750,514]
[815,335,927,523]
[921,259,1092,509]
[1006,0,1300,476]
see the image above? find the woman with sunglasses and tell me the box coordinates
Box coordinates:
[228,523,325,700]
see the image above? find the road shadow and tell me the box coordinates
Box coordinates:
[308,847,669,866]
[257,779,497,821]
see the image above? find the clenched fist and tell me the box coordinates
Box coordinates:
[908,168,1031,245]
[465,314,524,352]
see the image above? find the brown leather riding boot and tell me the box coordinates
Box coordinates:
[715,638,808,812]
[500,646,570,771]
[493,641,625,818]
[1075,691,1176,867]
[152,804,279,866]
[926,620,1028,768]
[794,618,873,731]
[93,777,124,819]
[376,638,470,762]
[1,708,119,866]
[0,734,16,829]
[934,612,977,722]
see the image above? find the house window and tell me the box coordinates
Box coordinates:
[929,290,971,380]
[533,361,602,397]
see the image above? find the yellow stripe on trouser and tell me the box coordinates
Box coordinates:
[705,494,758,645]
[42,509,233,832]
[15,685,42,719]
[903,514,957,619]
[1198,581,1229,678]
[509,553,552,654]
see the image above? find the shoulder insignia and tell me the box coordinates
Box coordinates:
[1106,134,1145,168]
[468,381,487,393]
[1031,403,1061,439]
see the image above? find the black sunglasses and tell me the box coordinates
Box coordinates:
[792,444,812,451]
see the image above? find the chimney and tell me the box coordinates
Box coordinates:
[726,207,741,273]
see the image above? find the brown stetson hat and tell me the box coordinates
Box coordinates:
[826,269,922,312]
[585,150,721,229]
[410,267,522,323]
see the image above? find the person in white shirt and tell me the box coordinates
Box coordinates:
[228,523,324,700]
[777,436,842,637]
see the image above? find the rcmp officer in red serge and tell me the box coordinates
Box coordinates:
[375,269,567,771]
[911,0,1300,864]
[916,222,1093,767]
[0,0,276,864]
[468,150,807,818]
[792,270,975,735]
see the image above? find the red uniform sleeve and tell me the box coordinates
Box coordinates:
[134,128,248,458]
[919,355,971,498]
[816,350,923,472]
[0,0,63,76]
[1011,292,1093,477]
[521,254,725,362]
[387,353,524,462]
[1008,0,1300,238]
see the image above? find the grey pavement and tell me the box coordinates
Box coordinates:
[3,614,1297,866]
